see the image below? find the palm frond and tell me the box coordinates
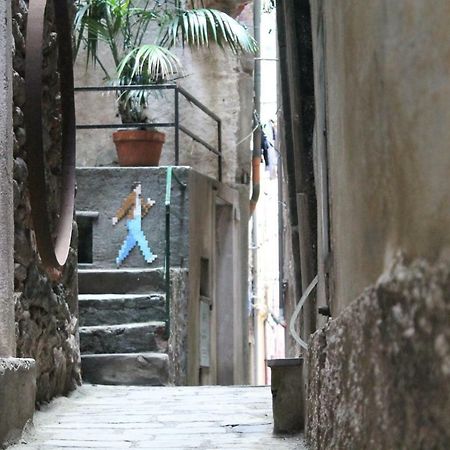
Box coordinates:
[159,8,258,54]
[117,44,182,83]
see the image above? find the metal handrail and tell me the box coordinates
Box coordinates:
[74,84,223,181]
[164,166,187,339]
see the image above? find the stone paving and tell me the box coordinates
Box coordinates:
[11,385,307,449]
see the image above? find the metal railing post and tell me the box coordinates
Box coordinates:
[218,120,222,182]
[75,84,223,180]
[174,88,180,166]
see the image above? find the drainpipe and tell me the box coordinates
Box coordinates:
[0,1,15,357]
[251,0,262,384]
[250,0,262,215]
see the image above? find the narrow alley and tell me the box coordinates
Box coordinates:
[10,385,306,450]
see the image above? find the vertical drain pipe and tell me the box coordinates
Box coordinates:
[250,0,262,215]
[251,0,262,384]
[164,167,172,340]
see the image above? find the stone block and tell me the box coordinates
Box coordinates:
[0,358,36,448]
[267,358,305,434]
[306,258,450,449]
[78,268,165,294]
[81,352,168,385]
[80,321,167,354]
[79,293,166,326]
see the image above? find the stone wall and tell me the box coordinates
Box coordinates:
[307,256,450,449]
[11,0,81,404]
[168,268,189,386]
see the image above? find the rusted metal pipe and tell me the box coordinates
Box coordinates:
[25,0,76,270]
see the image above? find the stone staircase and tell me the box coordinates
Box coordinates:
[78,268,169,386]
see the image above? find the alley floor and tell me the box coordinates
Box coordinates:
[10,385,307,449]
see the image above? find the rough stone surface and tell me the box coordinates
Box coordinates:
[306,257,450,450]
[78,267,169,385]
[10,385,307,449]
[79,294,166,326]
[80,321,167,355]
[0,358,36,448]
[168,268,189,385]
[78,268,166,294]
[11,0,81,404]
[81,353,169,386]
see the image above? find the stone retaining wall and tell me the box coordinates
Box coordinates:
[11,0,81,404]
[307,256,450,449]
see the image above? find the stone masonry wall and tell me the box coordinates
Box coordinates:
[307,256,450,449]
[11,0,81,404]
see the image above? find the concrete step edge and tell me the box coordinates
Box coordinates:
[80,321,166,333]
[81,352,168,359]
[79,293,164,301]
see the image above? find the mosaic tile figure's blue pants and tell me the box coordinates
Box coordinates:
[116,217,156,266]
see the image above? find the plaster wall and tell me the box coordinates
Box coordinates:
[187,172,217,384]
[312,0,450,314]
[215,183,249,385]
[74,5,254,187]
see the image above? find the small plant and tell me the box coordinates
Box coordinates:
[74,0,257,124]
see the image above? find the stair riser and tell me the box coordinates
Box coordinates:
[81,353,168,386]
[80,325,167,354]
[78,270,165,295]
[79,297,166,326]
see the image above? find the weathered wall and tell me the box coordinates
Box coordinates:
[75,167,189,269]
[303,2,450,448]
[0,0,15,358]
[187,171,217,385]
[307,257,450,449]
[168,268,189,385]
[312,0,450,314]
[12,0,81,403]
[73,4,254,187]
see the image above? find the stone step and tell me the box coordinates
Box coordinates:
[80,322,167,355]
[81,352,168,386]
[78,293,166,326]
[78,268,165,295]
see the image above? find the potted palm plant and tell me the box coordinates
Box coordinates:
[74,0,257,166]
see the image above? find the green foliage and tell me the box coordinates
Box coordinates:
[74,0,257,123]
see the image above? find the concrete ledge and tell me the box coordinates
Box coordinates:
[0,358,36,448]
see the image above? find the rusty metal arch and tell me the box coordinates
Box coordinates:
[25,0,76,269]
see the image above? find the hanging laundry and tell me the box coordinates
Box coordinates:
[262,120,278,179]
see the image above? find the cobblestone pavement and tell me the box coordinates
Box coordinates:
[11,385,307,449]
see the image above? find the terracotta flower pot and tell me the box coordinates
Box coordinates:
[112,129,166,166]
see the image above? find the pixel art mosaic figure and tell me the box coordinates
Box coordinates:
[112,182,157,267]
